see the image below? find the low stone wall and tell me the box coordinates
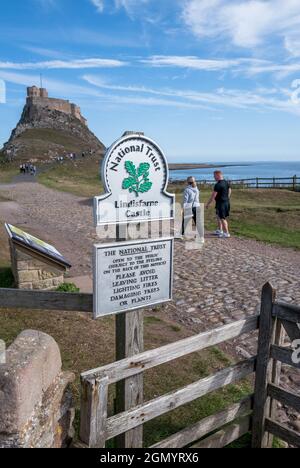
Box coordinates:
[0,330,75,448]
[10,242,65,290]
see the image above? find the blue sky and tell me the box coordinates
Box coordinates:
[1,0,300,161]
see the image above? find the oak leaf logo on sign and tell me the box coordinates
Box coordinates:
[122,161,153,196]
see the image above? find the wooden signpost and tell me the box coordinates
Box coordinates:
[93,132,174,447]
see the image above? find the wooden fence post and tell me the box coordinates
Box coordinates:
[115,310,144,448]
[267,318,285,448]
[80,377,109,448]
[115,222,144,449]
[252,282,277,448]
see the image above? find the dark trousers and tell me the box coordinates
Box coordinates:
[182,207,197,235]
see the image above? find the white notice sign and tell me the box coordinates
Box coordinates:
[93,238,174,318]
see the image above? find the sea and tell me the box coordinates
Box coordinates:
[169,161,300,182]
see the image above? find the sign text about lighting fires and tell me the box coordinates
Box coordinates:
[94,238,173,318]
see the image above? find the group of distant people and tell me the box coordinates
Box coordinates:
[56,149,95,163]
[20,163,37,176]
[182,170,232,239]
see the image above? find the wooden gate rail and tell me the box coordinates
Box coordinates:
[252,283,300,448]
[190,415,252,449]
[81,315,259,384]
[80,315,259,448]
[151,396,253,448]
[0,288,93,312]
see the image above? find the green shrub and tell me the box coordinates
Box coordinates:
[0,268,15,288]
[56,282,80,293]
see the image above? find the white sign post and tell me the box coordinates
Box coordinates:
[93,132,174,448]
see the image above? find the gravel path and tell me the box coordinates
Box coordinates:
[0,180,299,437]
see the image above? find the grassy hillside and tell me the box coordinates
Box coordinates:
[6,128,104,162]
[38,157,104,197]
[0,155,19,182]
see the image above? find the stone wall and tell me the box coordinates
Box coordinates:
[0,330,75,448]
[10,242,65,290]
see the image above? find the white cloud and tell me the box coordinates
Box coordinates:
[90,0,104,13]
[90,0,150,16]
[0,71,103,98]
[0,59,127,70]
[144,54,300,79]
[247,63,300,78]
[142,55,269,71]
[284,35,300,58]
[3,69,300,116]
[182,0,300,51]
[0,70,211,110]
[115,0,150,13]
[0,79,6,104]
[83,73,300,115]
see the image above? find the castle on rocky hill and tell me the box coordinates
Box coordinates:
[1,86,105,161]
[26,86,87,126]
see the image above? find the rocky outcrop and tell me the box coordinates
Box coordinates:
[2,87,105,162]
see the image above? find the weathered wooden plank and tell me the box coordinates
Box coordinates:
[252,283,276,449]
[268,384,300,413]
[151,396,253,448]
[281,320,300,342]
[273,303,300,324]
[105,358,256,441]
[267,319,284,448]
[191,416,251,449]
[0,288,93,312]
[79,377,109,448]
[270,345,300,369]
[115,310,144,449]
[265,419,300,448]
[82,315,259,384]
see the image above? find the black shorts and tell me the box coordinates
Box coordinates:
[216,202,230,220]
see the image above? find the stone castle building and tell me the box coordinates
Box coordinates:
[26,86,87,126]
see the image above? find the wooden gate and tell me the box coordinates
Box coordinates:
[79,283,300,449]
[252,283,300,448]
[0,283,299,448]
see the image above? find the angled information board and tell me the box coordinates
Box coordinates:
[94,133,175,226]
[5,223,71,269]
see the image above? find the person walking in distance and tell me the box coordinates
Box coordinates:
[182,176,201,236]
[206,171,232,238]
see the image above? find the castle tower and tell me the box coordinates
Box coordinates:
[27,86,40,98]
[40,88,48,98]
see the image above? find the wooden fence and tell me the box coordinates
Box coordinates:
[80,283,300,449]
[197,176,300,190]
[0,283,299,448]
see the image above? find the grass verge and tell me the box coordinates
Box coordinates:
[0,308,252,448]
[170,184,300,250]
[38,159,103,197]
